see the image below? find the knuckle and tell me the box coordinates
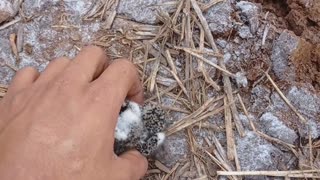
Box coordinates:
[16,66,38,76]
[82,45,104,53]
[53,57,70,62]
[9,92,25,108]
[112,59,137,75]
[50,57,70,65]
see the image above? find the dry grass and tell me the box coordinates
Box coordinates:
[89,0,319,179]
[1,0,319,179]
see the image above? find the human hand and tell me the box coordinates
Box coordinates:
[0,46,148,180]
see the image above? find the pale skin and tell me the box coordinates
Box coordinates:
[0,46,148,180]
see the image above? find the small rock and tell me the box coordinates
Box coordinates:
[237,131,286,171]
[216,38,227,48]
[260,112,298,144]
[234,50,241,57]
[235,72,248,87]
[299,120,320,139]
[250,85,271,113]
[117,0,173,24]
[287,85,320,139]
[236,1,261,34]
[287,86,320,118]
[0,0,15,24]
[205,2,233,35]
[268,85,320,139]
[238,25,253,39]
[155,132,189,168]
[271,31,299,81]
[223,52,232,63]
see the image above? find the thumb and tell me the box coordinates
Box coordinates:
[114,150,148,180]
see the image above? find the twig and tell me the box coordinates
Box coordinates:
[201,0,224,11]
[0,17,21,30]
[212,133,228,162]
[233,145,241,171]
[217,170,320,177]
[17,24,24,53]
[173,162,190,180]
[163,163,180,180]
[148,58,160,92]
[191,0,245,137]
[224,96,235,161]
[265,72,307,124]
[180,48,235,77]
[155,160,171,173]
[104,10,117,29]
[204,149,238,180]
[190,0,218,52]
[237,94,256,131]
[167,99,234,135]
[165,50,189,98]
[9,34,20,65]
[262,23,270,46]
[183,0,192,102]
[309,127,314,169]
[145,75,201,103]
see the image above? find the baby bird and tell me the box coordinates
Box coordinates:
[114,101,166,156]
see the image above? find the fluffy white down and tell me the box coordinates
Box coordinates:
[156,132,165,146]
[115,102,142,141]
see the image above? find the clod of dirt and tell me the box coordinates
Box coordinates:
[286,9,308,36]
[308,1,320,24]
[204,1,233,35]
[271,30,313,83]
[236,131,295,172]
[286,0,320,43]
[260,112,298,144]
[0,0,15,24]
[236,1,261,34]
[288,0,320,25]
[117,0,174,24]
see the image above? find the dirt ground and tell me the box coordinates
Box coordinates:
[0,0,320,179]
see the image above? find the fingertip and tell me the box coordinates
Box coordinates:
[118,150,148,179]
[7,66,39,95]
[93,58,144,105]
[81,45,106,57]
[112,59,144,105]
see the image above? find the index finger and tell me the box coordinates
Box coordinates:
[93,59,144,104]
[85,59,143,140]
